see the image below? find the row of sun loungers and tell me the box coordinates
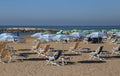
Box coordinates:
[30,41,120,66]
[0,41,120,66]
[31,42,70,66]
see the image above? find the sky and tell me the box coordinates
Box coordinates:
[0,0,120,25]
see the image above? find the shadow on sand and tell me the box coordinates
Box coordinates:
[64,54,81,56]
[77,60,106,64]
[100,55,120,59]
[18,49,31,51]
[19,52,37,55]
[112,56,120,58]
[22,58,48,61]
[58,61,76,65]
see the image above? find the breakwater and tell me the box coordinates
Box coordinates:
[0,28,59,33]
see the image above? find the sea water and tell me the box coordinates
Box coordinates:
[0,25,120,36]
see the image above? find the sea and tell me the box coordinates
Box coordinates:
[0,25,120,36]
[0,25,120,30]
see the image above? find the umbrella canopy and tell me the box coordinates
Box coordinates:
[0,33,25,42]
[0,33,14,37]
[53,34,69,39]
[0,35,22,41]
[71,32,85,37]
[40,34,56,39]
[56,30,64,35]
[82,30,90,34]
[115,32,120,36]
[70,29,78,33]
[109,29,120,33]
[31,33,44,37]
[86,32,107,38]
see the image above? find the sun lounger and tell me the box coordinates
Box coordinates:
[116,40,120,44]
[0,48,12,63]
[69,42,81,54]
[0,44,7,52]
[111,38,117,43]
[46,50,70,66]
[0,45,28,63]
[112,45,120,55]
[31,42,41,52]
[90,46,103,60]
[37,44,50,56]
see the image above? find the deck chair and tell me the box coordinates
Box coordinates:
[111,38,117,43]
[37,44,50,56]
[46,50,70,66]
[112,45,120,55]
[0,43,7,51]
[69,42,80,54]
[89,46,104,60]
[31,42,41,52]
[46,50,62,66]
[0,48,12,63]
[7,44,28,61]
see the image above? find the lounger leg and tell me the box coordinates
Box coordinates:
[6,55,12,63]
[112,50,115,54]
[0,58,4,64]
[46,60,50,65]
[96,55,103,60]
[52,59,58,66]
[61,58,65,65]
[89,55,94,60]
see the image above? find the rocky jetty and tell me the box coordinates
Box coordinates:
[0,28,59,33]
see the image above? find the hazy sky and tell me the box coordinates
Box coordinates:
[0,0,120,25]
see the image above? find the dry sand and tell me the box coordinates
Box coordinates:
[0,36,120,76]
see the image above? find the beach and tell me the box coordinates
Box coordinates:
[0,36,120,76]
[1,0,120,76]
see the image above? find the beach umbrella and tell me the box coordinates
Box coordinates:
[0,33,25,42]
[40,34,56,39]
[54,34,76,40]
[63,30,70,35]
[109,29,119,33]
[31,33,44,37]
[53,34,68,39]
[0,35,22,41]
[82,30,91,34]
[54,34,71,52]
[89,30,97,32]
[83,30,97,34]
[86,32,107,43]
[56,30,64,35]
[71,32,85,37]
[0,33,14,37]
[101,29,107,33]
[115,32,120,36]
[86,32,107,38]
[44,31,51,34]
[70,29,78,33]
[78,30,82,32]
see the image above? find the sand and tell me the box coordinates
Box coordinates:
[0,36,120,76]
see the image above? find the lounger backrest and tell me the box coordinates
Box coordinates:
[0,43,7,52]
[74,42,79,49]
[0,46,4,51]
[97,46,104,54]
[117,45,120,50]
[0,49,8,58]
[43,45,50,53]
[36,43,41,50]
[54,50,62,60]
